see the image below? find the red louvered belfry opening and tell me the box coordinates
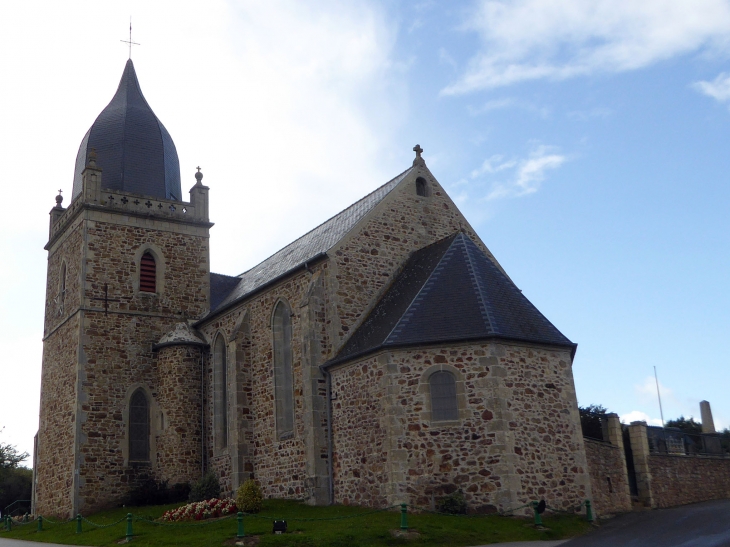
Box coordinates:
[140,252,156,293]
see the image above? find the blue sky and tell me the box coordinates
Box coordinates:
[2,0,730,458]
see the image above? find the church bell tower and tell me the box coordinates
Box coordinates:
[35,60,212,517]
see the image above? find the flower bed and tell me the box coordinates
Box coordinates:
[161,498,237,522]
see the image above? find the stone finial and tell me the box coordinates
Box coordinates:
[412,144,425,166]
[195,166,203,185]
[55,189,64,207]
[700,400,716,434]
[87,148,98,168]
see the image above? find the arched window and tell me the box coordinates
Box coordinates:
[416,177,428,197]
[213,334,228,449]
[430,371,458,422]
[273,301,294,439]
[129,389,150,461]
[140,252,156,293]
[60,262,67,298]
[57,262,67,315]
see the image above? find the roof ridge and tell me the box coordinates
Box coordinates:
[236,166,413,278]
[460,234,499,335]
[385,234,458,344]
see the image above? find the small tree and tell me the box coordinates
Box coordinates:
[189,471,221,502]
[579,404,608,440]
[665,416,702,434]
[236,479,263,513]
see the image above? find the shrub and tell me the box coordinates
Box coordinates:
[236,479,263,513]
[189,470,221,502]
[438,489,468,515]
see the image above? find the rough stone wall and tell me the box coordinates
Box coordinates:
[36,216,85,518]
[583,439,632,515]
[43,219,84,335]
[199,264,330,501]
[648,455,730,508]
[330,355,389,507]
[156,345,203,485]
[330,343,591,513]
[328,167,501,348]
[35,316,79,518]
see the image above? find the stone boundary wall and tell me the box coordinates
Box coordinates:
[648,454,730,508]
[627,422,730,509]
[583,438,632,515]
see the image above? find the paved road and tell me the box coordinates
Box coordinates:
[562,499,730,547]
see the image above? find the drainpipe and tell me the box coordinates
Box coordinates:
[201,349,206,477]
[321,365,335,505]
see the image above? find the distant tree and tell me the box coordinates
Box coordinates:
[0,467,32,515]
[665,416,702,434]
[1,429,31,514]
[579,404,608,440]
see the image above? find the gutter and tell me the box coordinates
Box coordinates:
[320,364,335,505]
[323,336,578,370]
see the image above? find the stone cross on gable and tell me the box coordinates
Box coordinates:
[413,144,423,158]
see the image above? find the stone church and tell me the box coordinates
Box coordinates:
[34,60,593,517]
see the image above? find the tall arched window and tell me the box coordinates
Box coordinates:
[430,371,458,422]
[57,262,67,315]
[273,301,294,439]
[129,389,150,461]
[140,252,156,293]
[416,177,428,197]
[213,334,228,449]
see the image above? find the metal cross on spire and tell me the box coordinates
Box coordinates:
[120,18,140,59]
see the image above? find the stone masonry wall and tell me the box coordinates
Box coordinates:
[35,317,79,518]
[648,455,730,508]
[330,343,592,513]
[36,217,85,518]
[583,438,632,515]
[156,345,203,485]
[199,263,330,501]
[75,214,210,513]
[328,167,499,348]
[330,354,389,507]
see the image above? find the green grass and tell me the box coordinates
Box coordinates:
[1,500,593,547]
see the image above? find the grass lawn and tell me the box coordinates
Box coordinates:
[1,500,593,547]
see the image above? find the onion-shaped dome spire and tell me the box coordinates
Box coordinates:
[71,59,182,201]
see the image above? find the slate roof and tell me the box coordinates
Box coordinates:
[327,232,574,366]
[210,273,243,312]
[71,59,181,201]
[208,167,413,315]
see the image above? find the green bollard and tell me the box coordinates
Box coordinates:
[38,516,43,532]
[585,500,594,523]
[126,513,133,541]
[237,512,244,538]
[400,503,408,531]
[7,515,12,532]
[24,513,29,523]
[532,501,543,526]
[76,514,82,533]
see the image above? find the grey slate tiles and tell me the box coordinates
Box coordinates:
[210,167,413,313]
[329,232,574,366]
[72,60,181,201]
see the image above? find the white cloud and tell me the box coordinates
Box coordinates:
[620,410,663,426]
[443,0,730,94]
[467,98,551,118]
[482,145,566,200]
[693,72,730,103]
[0,0,408,458]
